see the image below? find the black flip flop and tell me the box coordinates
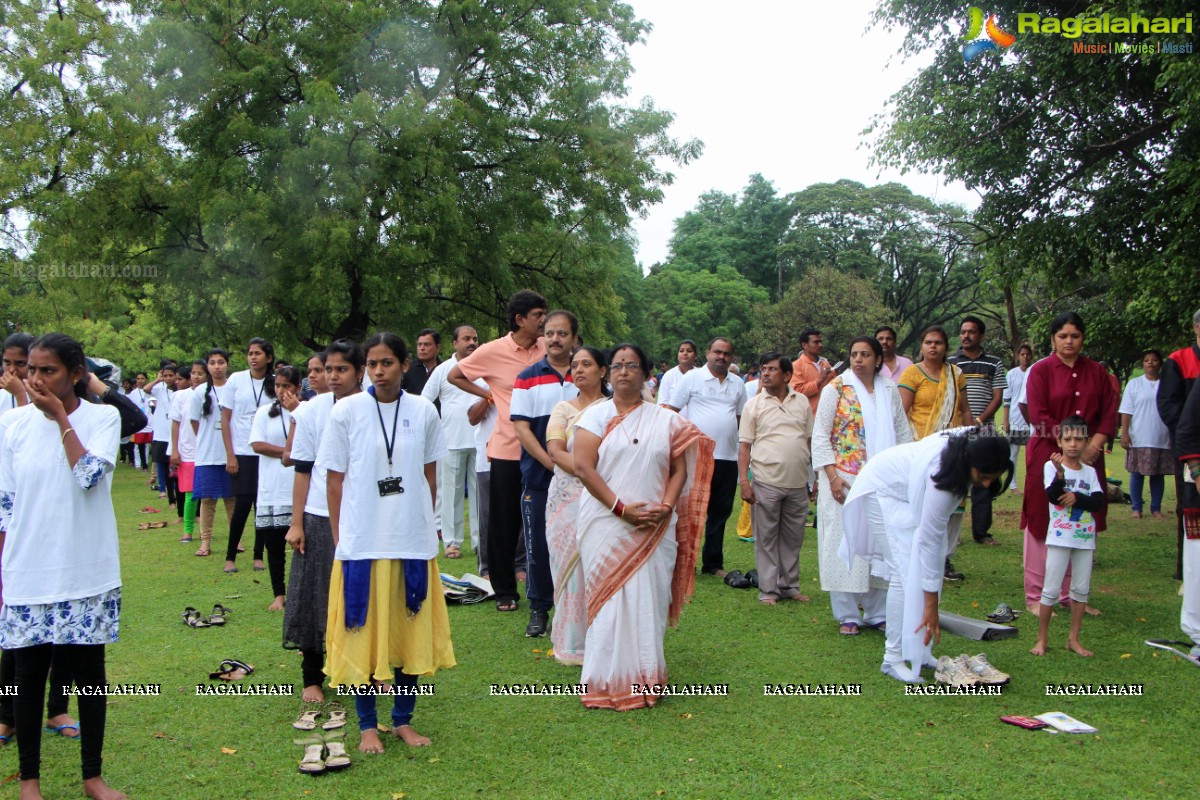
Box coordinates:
[208,659,255,681]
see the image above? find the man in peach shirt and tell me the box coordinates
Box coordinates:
[791,328,836,413]
[449,290,547,612]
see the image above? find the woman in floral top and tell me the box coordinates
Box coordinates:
[0,333,125,800]
[813,336,912,636]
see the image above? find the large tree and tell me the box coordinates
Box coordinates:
[10,0,698,354]
[782,180,998,355]
[868,0,1200,354]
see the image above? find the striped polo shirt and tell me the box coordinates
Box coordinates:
[947,349,1007,419]
[510,357,577,490]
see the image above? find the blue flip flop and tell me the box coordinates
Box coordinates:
[45,723,80,740]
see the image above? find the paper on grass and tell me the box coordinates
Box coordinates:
[1035,712,1097,734]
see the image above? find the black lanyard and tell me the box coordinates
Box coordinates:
[251,376,265,407]
[278,408,289,441]
[374,394,402,475]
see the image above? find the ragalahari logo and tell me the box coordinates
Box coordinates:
[962,7,1017,61]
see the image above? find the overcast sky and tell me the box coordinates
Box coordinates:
[625,0,980,268]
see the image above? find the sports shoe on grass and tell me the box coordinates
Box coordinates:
[934,656,980,687]
[944,558,964,582]
[966,653,1010,685]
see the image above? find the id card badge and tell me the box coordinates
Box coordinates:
[378,476,404,497]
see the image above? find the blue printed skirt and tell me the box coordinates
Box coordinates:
[0,587,121,648]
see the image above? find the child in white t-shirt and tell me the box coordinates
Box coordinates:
[1031,415,1105,658]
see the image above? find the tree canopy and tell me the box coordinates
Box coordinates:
[3,0,698,363]
[867,0,1200,362]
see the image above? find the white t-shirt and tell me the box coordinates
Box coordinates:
[129,387,153,434]
[1003,366,1028,432]
[1117,375,1170,450]
[188,383,228,467]
[744,379,759,400]
[668,364,746,461]
[317,391,446,560]
[170,387,197,462]
[149,383,174,443]
[249,404,295,508]
[421,354,488,451]
[1043,461,1099,550]
[290,393,335,517]
[474,381,496,474]
[220,370,271,457]
[0,390,22,415]
[0,401,121,605]
[656,365,690,414]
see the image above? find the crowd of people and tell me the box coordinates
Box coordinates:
[1,298,1199,793]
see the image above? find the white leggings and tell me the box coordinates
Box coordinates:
[1041,545,1093,606]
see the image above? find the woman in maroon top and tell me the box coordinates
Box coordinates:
[1020,312,1118,615]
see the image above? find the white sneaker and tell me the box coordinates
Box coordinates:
[935,655,980,687]
[967,653,1010,685]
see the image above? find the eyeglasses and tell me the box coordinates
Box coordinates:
[610,362,642,373]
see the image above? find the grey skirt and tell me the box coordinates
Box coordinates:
[1125,447,1176,476]
[282,513,334,652]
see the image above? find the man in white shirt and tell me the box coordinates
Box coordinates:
[422,325,487,559]
[1003,344,1033,491]
[667,336,746,576]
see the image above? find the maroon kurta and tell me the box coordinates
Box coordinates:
[1020,354,1119,540]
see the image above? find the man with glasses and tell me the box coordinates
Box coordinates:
[667,337,746,576]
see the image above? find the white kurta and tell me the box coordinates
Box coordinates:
[812,376,912,593]
[841,430,969,673]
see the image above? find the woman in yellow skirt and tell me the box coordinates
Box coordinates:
[319,332,455,753]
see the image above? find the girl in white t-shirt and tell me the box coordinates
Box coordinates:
[250,366,300,610]
[1031,416,1105,658]
[171,360,207,542]
[188,349,233,557]
[0,333,124,800]
[220,338,275,573]
[318,332,454,753]
[284,340,362,705]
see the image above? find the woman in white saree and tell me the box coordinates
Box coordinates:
[813,336,912,636]
[572,344,714,710]
[544,347,609,666]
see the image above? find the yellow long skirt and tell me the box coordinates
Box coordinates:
[325,559,456,685]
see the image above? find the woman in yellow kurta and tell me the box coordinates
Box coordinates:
[318,332,455,753]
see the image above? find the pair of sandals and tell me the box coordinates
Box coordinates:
[208,659,254,681]
[839,621,886,636]
[137,521,168,530]
[986,603,1022,624]
[296,730,351,775]
[723,569,759,589]
[182,604,230,628]
[444,544,461,559]
[293,701,347,732]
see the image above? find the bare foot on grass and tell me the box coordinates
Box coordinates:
[1084,605,1101,616]
[1027,603,1055,618]
[759,598,776,606]
[1030,640,1048,656]
[301,685,324,703]
[19,779,44,800]
[394,725,431,746]
[83,777,127,800]
[267,596,285,611]
[1067,640,1094,657]
[358,729,384,753]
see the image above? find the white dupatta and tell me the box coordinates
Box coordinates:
[841,370,897,461]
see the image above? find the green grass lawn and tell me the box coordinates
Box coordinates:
[7,455,1195,799]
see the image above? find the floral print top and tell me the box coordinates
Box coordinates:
[829,381,868,475]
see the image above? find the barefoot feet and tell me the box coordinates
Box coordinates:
[1029,640,1048,656]
[83,776,127,800]
[1067,640,1094,657]
[393,725,431,746]
[359,728,384,754]
[267,595,285,611]
[301,684,324,704]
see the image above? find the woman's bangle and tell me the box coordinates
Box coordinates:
[613,500,625,519]
[609,497,620,513]
[61,427,75,444]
